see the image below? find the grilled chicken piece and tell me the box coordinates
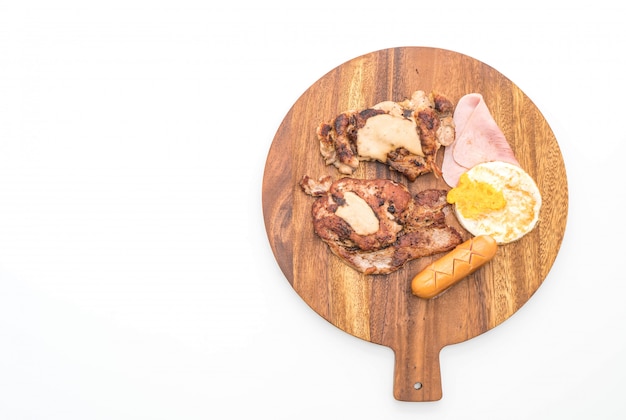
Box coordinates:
[299,175,463,274]
[317,91,455,181]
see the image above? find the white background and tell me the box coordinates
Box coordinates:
[1,1,625,419]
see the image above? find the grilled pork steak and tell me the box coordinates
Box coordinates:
[299,175,463,274]
[317,91,455,181]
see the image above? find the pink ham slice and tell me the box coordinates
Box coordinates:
[442,93,520,187]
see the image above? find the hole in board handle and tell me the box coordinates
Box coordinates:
[413,382,423,390]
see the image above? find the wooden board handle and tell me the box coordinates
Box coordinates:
[393,341,443,402]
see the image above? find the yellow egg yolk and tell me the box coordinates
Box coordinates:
[447,173,506,219]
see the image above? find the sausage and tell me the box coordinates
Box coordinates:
[411,235,498,299]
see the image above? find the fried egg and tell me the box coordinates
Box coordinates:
[446,161,542,244]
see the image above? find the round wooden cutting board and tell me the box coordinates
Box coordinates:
[262,47,568,402]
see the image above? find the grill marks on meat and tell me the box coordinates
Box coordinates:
[308,176,411,252]
[318,108,387,174]
[302,90,461,274]
[317,91,455,181]
[299,175,463,275]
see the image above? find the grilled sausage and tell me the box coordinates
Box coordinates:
[411,235,497,299]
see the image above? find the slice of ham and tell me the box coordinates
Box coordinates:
[442,93,520,187]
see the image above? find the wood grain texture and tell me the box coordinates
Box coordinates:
[262,47,568,402]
